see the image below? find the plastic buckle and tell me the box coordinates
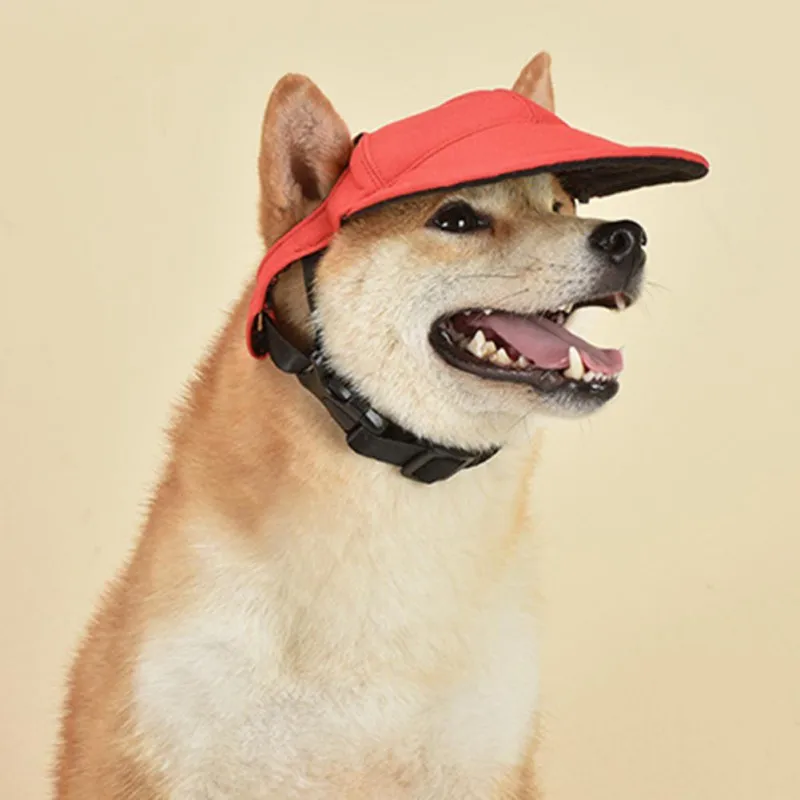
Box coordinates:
[401,449,475,484]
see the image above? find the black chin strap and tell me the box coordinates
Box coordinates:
[250,251,498,485]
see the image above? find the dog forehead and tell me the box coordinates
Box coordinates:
[462,173,562,208]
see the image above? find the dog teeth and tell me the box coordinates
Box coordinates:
[615,293,627,311]
[491,348,512,367]
[466,330,498,359]
[461,329,534,371]
[462,329,525,369]
[466,330,488,358]
[563,346,585,380]
[580,370,619,384]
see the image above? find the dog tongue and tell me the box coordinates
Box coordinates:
[481,313,623,374]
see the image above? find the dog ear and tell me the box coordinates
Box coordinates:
[258,74,352,247]
[512,52,555,112]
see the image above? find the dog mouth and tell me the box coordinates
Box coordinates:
[429,292,632,401]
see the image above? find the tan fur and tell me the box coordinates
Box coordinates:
[56,52,615,798]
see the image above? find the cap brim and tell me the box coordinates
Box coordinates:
[555,153,708,202]
[345,119,708,216]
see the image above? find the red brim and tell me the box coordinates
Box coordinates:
[345,123,708,215]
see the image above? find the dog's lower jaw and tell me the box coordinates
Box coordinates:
[57,298,545,799]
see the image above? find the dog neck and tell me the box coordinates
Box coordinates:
[167,285,541,550]
[248,254,499,484]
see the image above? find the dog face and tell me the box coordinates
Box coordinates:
[260,55,646,451]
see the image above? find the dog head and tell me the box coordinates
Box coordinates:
[258,54,646,452]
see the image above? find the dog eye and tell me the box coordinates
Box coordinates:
[552,201,564,213]
[428,202,491,233]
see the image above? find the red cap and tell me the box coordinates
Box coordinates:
[247,88,708,357]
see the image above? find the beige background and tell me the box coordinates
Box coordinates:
[1,1,798,798]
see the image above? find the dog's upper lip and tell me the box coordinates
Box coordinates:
[569,287,636,313]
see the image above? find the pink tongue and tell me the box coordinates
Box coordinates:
[481,314,623,375]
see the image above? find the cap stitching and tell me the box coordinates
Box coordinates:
[385,113,562,189]
[367,91,545,187]
[508,90,541,121]
[385,115,540,188]
[358,135,384,190]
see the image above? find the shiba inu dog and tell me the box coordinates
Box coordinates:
[55,52,706,799]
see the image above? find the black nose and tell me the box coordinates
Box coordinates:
[589,220,647,270]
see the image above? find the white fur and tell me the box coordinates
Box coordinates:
[134,429,542,798]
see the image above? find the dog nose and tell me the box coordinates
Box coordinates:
[589,220,647,270]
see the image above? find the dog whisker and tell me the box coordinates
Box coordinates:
[449,273,525,280]
[490,287,534,307]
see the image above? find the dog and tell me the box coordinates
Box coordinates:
[55,51,682,798]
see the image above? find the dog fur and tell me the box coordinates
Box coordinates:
[55,52,633,799]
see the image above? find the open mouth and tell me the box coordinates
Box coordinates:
[430,292,632,401]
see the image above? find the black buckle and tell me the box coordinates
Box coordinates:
[400,449,485,484]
